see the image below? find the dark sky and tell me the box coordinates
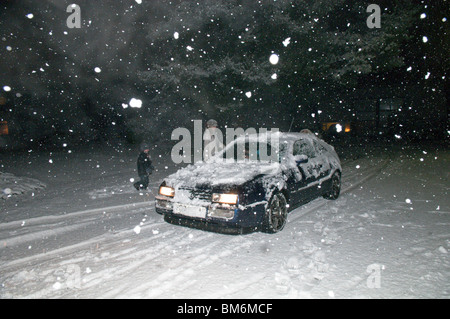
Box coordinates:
[1,0,165,100]
[0,0,448,146]
[0,0,173,145]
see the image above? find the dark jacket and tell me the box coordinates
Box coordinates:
[137,152,154,176]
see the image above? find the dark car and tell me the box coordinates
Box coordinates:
[156,131,342,234]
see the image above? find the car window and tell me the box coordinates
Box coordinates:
[313,140,327,155]
[293,139,316,158]
[222,141,278,162]
[278,141,289,162]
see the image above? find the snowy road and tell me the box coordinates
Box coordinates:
[0,144,449,298]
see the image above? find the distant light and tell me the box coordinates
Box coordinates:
[26,13,34,19]
[422,36,428,43]
[129,98,142,108]
[269,53,279,65]
[245,91,252,98]
[282,37,291,47]
[344,123,351,133]
[271,73,278,80]
[94,67,102,73]
[186,45,194,51]
[425,72,431,80]
[0,121,8,135]
[174,32,179,40]
[135,0,142,4]
[122,103,129,109]
[420,13,427,19]
[336,124,343,133]
[3,86,11,92]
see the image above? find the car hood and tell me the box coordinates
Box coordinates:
[165,161,281,189]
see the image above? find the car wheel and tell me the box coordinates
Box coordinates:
[323,171,341,200]
[263,192,288,233]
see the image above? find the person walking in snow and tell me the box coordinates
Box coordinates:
[134,142,155,191]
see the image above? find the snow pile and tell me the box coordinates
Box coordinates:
[0,172,46,200]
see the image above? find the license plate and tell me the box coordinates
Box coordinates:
[173,203,207,218]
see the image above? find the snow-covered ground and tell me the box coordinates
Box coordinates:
[0,172,45,200]
[0,142,448,298]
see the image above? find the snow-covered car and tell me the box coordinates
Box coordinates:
[156,131,342,234]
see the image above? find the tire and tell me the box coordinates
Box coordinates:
[323,171,341,200]
[262,192,288,233]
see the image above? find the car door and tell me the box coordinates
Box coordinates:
[291,139,319,202]
[313,140,331,179]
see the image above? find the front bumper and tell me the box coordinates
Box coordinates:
[156,196,266,234]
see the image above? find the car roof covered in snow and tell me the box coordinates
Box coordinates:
[231,130,321,145]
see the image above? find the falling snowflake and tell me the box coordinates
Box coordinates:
[129,98,142,108]
[269,53,279,65]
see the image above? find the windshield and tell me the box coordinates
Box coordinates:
[221,140,280,162]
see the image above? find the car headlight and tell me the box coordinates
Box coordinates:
[159,186,175,197]
[212,193,239,205]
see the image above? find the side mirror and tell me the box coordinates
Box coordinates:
[294,154,309,165]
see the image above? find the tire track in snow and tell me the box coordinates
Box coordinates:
[0,201,155,233]
[1,221,212,298]
[0,201,156,263]
[122,240,229,298]
[66,229,214,298]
